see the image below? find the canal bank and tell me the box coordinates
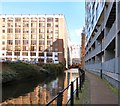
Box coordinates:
[1,68,79,105]
[1,62,64,84]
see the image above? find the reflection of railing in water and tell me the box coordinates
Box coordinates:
[46,69,85,106]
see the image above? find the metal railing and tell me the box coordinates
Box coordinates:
[46,69,85,106]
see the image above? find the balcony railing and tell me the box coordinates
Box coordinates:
[102,58,115,73]
[85,44,101,61]
[85,63,101,71]
[104,2,114,25]
[103,20,116,49]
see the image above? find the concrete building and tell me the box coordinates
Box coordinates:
[0,14,68,67]
[68,38,73,67]
[85,1,120,88]
[71,44,80,65]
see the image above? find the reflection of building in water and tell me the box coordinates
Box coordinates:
[1,76,64,105]
[62,70,79,104]
[1,70,79,105]
[63,71,68,104]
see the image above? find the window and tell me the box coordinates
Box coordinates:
[22,52,28,56]
[15,40,21,45]
[55,30,59,34]
[47,40,52,45]
[55,53,58,57]
[23,46,28,51]
[15,18,21,22]
[39,18,45,22]
[2,18,5,22]
[7,40,13,45]
[39,46,44,51]
[39,34,44,39]
[55,18,58,22]
[15,28,21,33]
[14,52,20,56]
[47,23,52,27]
[39,23,44,27]
[2,41,5,45]
[2,24,5,27]
[2,47,5,50]
[31,46,36,51]
[30,52,36,56]
[15,23,21,27]
[55,48,58,52]
[39,40,45,45]
[31,28,36,33]
[15,34,21,39]
[2,30,5,33]
[6,52,12,56]
[47,58,53,63]
[47,34,53,39]
[39,29,44,33]
[23,40,29,45]
[15,46,21,51]
[47,18,53,22]
[39,53,44,56]
[31,40,36,45]
[31,34,36,39]
[55,25,58,27]
[47,52,52,57]
[7,28,13,33]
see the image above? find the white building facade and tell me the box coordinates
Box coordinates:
[0,14,68,66]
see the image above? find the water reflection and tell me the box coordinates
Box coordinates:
[1,68,79,105]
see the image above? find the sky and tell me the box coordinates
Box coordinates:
[0,1,85,45]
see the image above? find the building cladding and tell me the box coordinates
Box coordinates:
[0,14,68,66]
[85,0,120,87]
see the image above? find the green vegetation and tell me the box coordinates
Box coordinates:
[102,78,120,97]
[86,70,120,96]
[74,77,91,104]
[1,62,64,83]
[39,62,64,75]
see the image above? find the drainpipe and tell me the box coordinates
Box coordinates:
[100,41,102,79]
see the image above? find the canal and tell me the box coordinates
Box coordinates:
[1,68,79,105]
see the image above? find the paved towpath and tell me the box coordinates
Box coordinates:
[86,71,119,104]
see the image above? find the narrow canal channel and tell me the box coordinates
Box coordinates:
[1,68,79,105]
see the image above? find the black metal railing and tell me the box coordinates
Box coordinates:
[46,69,85,106]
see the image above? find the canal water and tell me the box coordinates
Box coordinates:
[1,68,79,105]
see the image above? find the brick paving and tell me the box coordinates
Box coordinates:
[86,71,119,104]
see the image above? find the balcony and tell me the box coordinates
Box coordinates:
[85,44,101,61]
[102,58,115,73]
[104,2,114,25]
[85,63,101,71]
[103,21,116,49]
[86,24,103,53]
[118,12,120,32]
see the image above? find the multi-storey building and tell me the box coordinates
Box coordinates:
[0,14,68,67]
[71,44,80,65]
[85,1,120,88]
[80,29,85,69]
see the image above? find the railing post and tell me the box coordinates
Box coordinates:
[80,75,82,91]
[83,72,85,82]
[82,73,83,87]
[70,81,74,106]
[76,77,79,99]
[57,91,63,106]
